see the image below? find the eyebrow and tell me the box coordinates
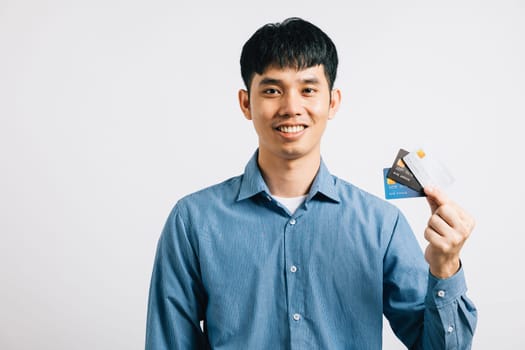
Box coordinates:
[258,78,282,86]
[258,76,321,86]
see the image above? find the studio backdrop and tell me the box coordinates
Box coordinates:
[1,1,524,349]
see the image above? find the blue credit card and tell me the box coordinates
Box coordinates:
[383,168,425,200]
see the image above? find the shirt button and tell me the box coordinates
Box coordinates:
[290,265,298,273]
[437,290,446,298]
[447,325,454,333]
[289,219,296,225]
[293,313,301,321]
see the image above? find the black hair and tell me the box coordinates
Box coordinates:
[240,17,338,92]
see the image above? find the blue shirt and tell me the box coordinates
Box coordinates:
[146,151,477,349]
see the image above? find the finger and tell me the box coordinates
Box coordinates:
[424,186,450,206]
[424,226,448,249]
[427,211,472,252]
[433,204,461,230]
[424,186,450,213]
[455,206,476,232]
[437,201,476,236]
[424,224,464,252]
[428,212,456,238]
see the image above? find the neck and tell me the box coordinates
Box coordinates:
[257,149,321,198]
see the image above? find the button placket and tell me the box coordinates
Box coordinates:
[284,215,304,333]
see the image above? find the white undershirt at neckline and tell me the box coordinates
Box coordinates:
[272,195,307,214]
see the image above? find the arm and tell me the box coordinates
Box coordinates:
[145,205,209,350]
[383,191,477,349]
[421,186,478,348]
[423,186,475,279]
[421,267,477,349]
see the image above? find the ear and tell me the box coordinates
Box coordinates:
[238,89,252,120]
[328,88,342,120]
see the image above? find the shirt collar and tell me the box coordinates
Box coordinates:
[237,150,270,201]
[307,158,341,203]
[236,150,341,203]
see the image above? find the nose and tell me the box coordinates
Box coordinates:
[278,90,303,118]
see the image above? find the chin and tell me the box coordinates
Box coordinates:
[277,147,312,161]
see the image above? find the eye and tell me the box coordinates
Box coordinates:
[263,88,281,95]
[303,87,316,95]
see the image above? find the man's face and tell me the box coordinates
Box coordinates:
[239,65,341,162]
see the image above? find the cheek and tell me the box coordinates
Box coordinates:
[250,111,272,134]
[308,100,331,118]
[252,102,278,121]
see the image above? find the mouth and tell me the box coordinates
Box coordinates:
[275,125,307,134]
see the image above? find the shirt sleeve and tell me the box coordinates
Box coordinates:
[145,204,210,350]
[382,210,477,350]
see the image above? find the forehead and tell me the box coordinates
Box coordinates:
[251,65,329,88]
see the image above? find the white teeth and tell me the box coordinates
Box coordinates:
[278,125,305,133]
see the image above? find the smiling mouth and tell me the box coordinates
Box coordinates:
[276,125,306,133]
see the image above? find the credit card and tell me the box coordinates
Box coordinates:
[402,148,454,189]
[386,149,424,192]
[383,168,425,200]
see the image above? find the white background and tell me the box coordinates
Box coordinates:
[1,0,524,349]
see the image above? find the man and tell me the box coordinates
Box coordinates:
[146,17,477,349]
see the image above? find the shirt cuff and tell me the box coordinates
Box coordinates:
[426,266,468,309]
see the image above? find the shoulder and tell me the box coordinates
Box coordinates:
[170,174,243,217]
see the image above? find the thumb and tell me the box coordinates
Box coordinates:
[424,186,448,213]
